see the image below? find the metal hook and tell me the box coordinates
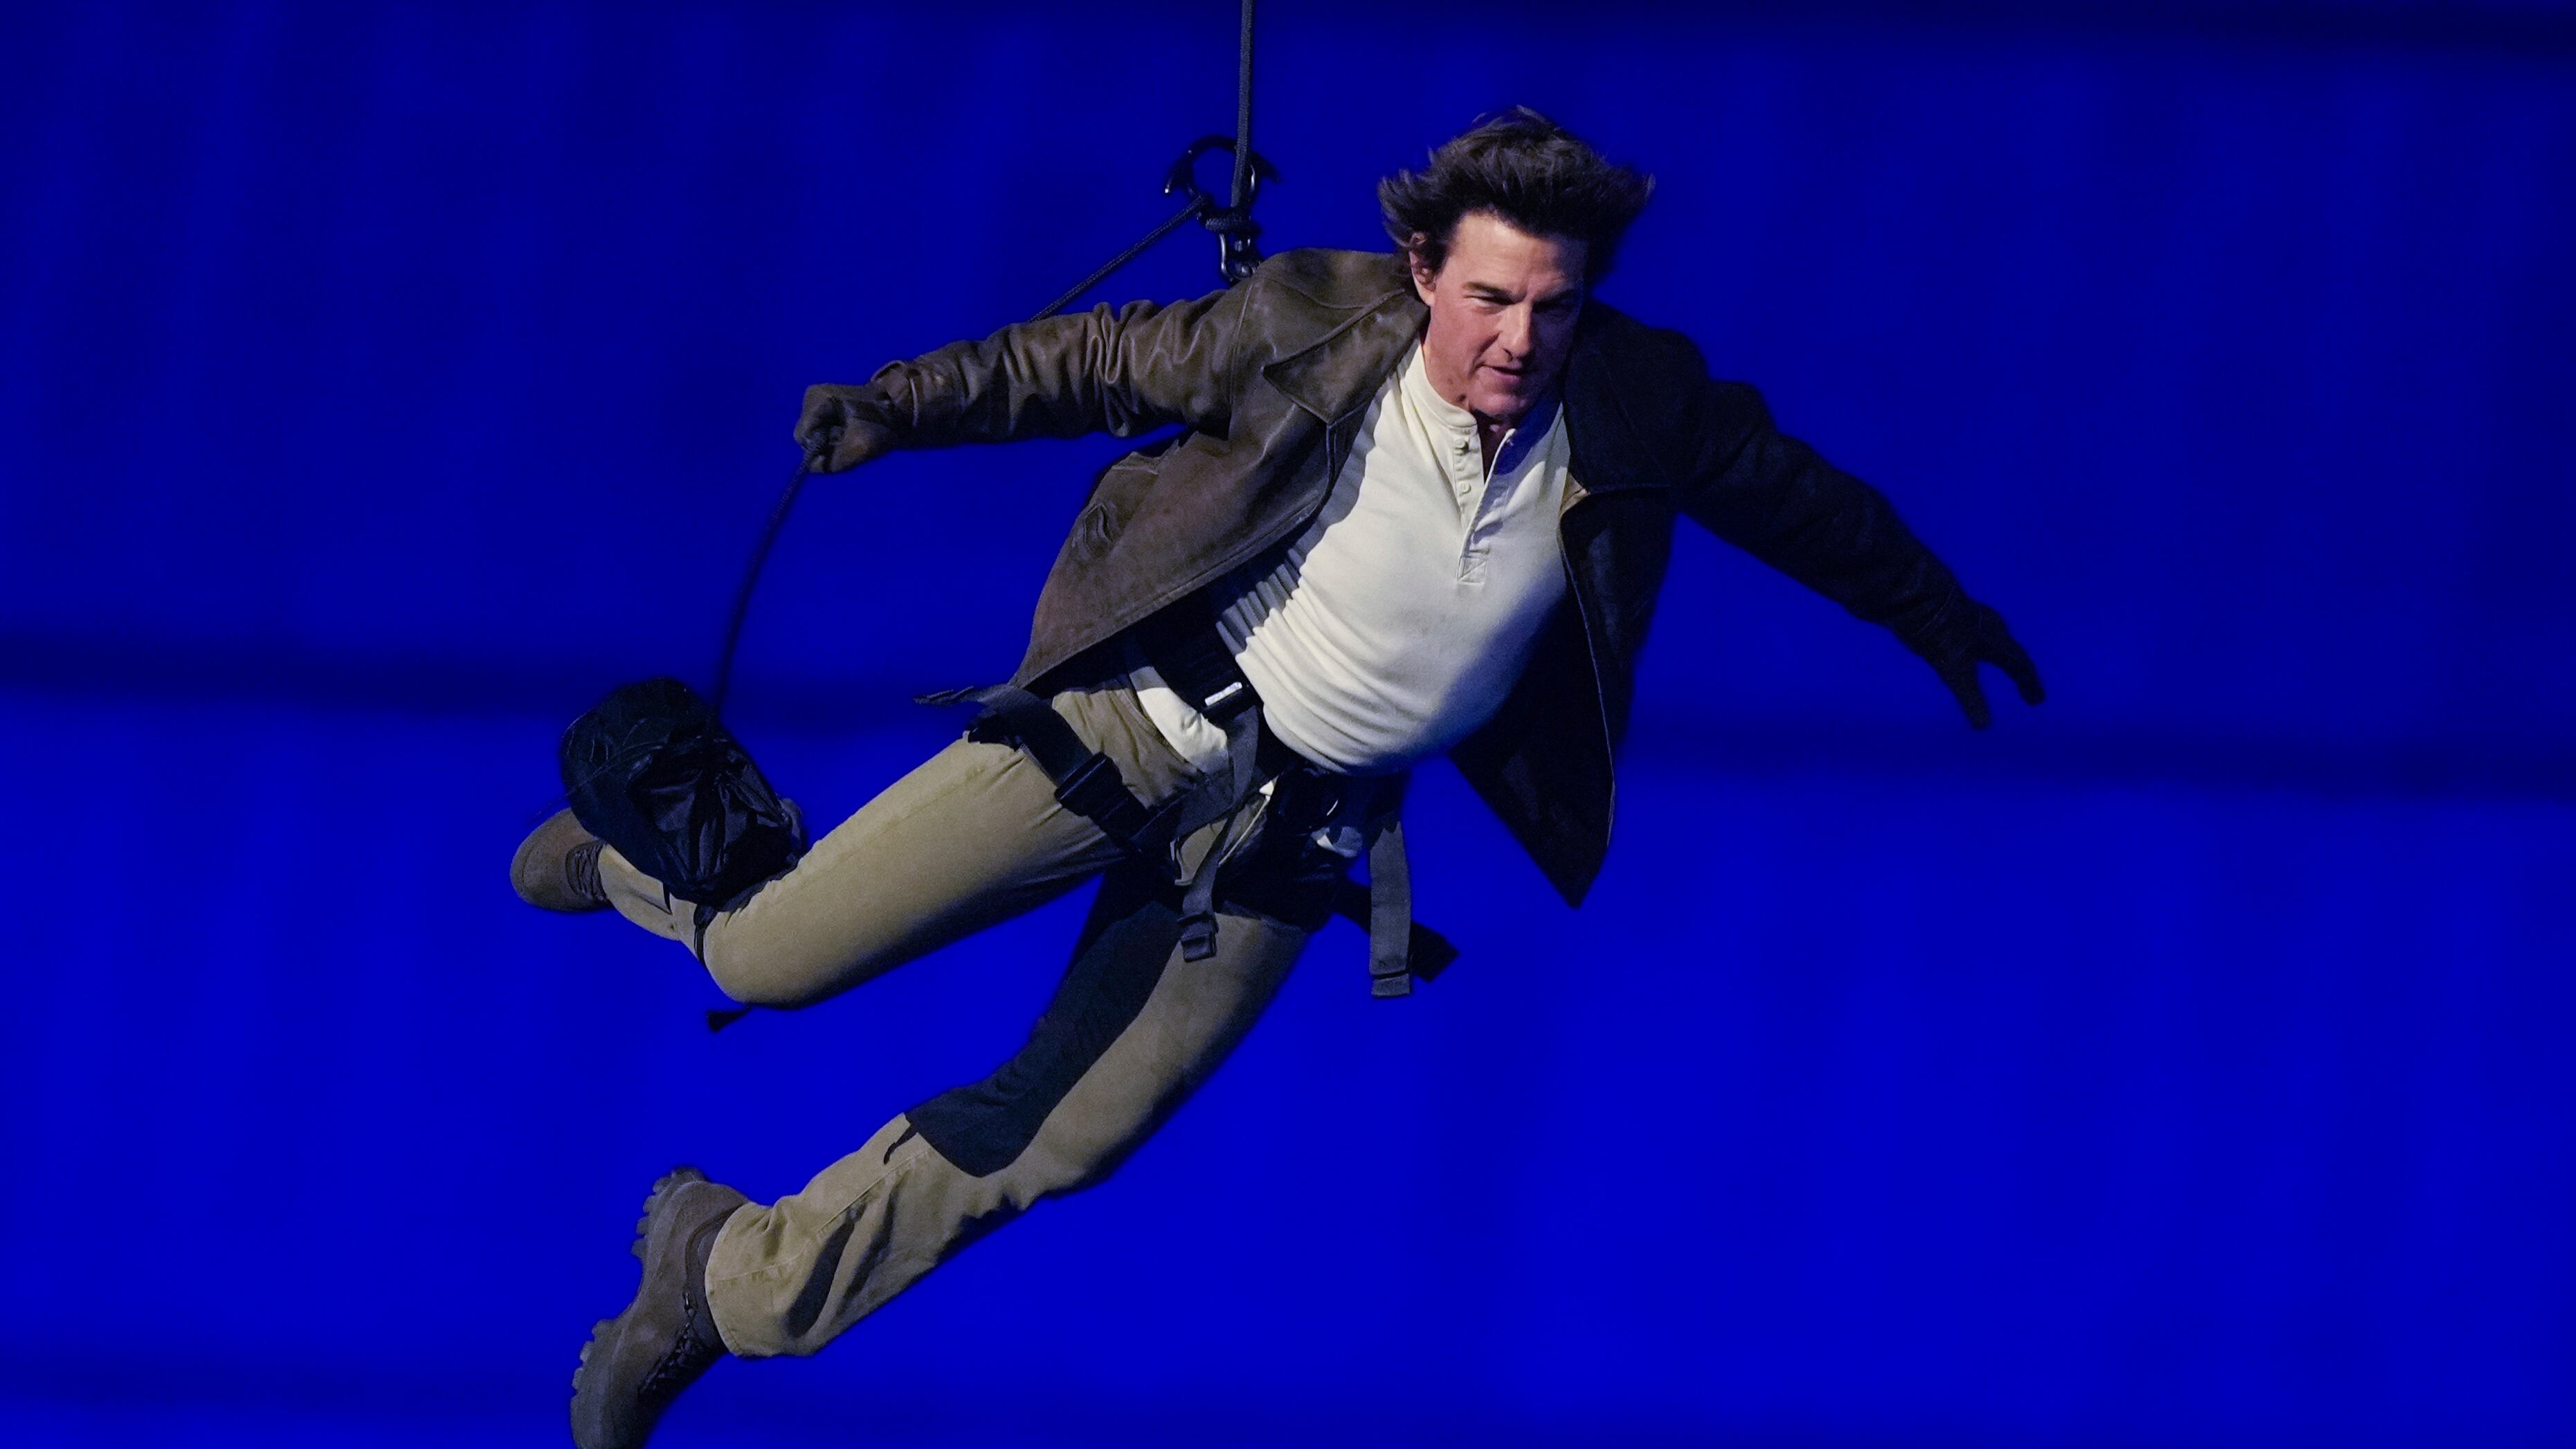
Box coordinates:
[1163,134,1280,285]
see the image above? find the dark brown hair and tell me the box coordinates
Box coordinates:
[1378,107,1656,284]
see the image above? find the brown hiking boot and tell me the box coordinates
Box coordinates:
[512,808,608,913]
[570,1167,749,1449]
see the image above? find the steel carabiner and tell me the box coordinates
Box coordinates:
[1163,134,1280,285]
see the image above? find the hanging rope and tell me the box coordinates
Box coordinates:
[1227,0,1260,279]
[708,0,1271,720]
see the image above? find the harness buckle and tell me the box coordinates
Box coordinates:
[1051,751,1135,823]
[1178,911,1221,963]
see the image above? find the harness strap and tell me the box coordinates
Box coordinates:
[1174,701,1264,960]
[916,684,1174,854]
[1142,599,1257,727]
[1141,607,1437,990]
[1137,597,1269,960]
[1330,883,1458,981]
[924,603,1462,994]
[1363,817,1416,998]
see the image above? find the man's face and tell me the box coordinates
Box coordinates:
[1408,210,1588,425]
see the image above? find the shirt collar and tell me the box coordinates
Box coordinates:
[1399,340,1562,461]
[1397,340,1475,436]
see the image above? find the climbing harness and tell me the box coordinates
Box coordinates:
[919,602,1456,992]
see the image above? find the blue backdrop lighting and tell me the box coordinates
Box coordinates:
[2,2,2572,1446]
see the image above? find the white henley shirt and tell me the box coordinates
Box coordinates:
[1130,338,1572,775]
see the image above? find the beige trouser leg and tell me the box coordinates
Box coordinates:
[592,675,1326,1358]
[595,677,1201,1009]
[703,863,1314,1356]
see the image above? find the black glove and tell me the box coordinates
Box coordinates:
[1907,596,2045,729]
[794,383,900,473]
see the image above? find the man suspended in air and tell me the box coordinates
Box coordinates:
[518,108,2044,1449]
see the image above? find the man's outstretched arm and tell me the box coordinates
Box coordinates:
[793,282,1255,471]
[1665,339,2045,728]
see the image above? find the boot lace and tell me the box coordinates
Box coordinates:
[566,839,606,905]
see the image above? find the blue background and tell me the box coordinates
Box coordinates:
[3,1,2573,1445]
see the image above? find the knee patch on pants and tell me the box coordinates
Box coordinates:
[906,868,1183,1179]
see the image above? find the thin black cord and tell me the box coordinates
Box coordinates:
[521,449,820,826]
[1231,0,1256,215]
[1030,197,1204,323]
[708,450,816,720]
[709,171,1206,722]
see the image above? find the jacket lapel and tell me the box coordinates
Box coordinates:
[1262,280,1424,488]
[1559,320,1666,497]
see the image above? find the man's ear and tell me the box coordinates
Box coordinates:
[1404,234,1437,305]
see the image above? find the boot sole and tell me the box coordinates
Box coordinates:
[570,1168,711,1441]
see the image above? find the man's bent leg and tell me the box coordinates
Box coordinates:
[596,680,1199,1010]
[700,857,1314,1357]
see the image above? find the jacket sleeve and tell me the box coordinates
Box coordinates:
[857,282,1255,449]
[1665,338,1970,650]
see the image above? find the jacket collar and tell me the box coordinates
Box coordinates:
[1260,268,1422,427]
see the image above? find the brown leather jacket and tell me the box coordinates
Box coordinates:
[855,248,1973,905]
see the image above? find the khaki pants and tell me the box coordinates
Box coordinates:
[597,676,1328,1357]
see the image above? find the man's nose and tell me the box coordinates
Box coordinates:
[1496,305,1532,358]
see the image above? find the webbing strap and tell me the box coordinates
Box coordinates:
[1175,703,1264,961]
[1365,818,1415,998]
[1141,601,1256,727]
[918,684,1170,852]
[925,606,1464,994]
[920,677,1255,964]
[1141,609,1444,991]
[1330,883,1458,982]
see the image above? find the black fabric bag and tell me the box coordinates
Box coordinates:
[558,677,807,907]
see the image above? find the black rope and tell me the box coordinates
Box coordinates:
[1232,0,1256,215]
[707,450,815,719]
[1028,197,1205,325]
[521,447,815,830]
